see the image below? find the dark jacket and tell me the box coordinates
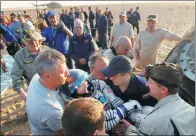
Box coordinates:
[97,15,108,33]
[68,33,95,61]
[74,11,80,19]
[130,11,141,25]
[61,14,72,27]
[89,10,95,22]
[105,74,157,106]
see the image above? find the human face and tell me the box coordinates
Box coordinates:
[146,78,162,100]
[77,80,88,94]
[50,62,70,87]
[90,59,109,80]
[147,20,156,31]
[116,44,131,56]
[110,73,127,86]
[26,39,40,52]
[119,15,126,23]
[75,23,83,36]
[48,16,57,26]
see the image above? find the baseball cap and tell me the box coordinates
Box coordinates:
[47,11,56,17]
[147,14,158,21]
[24,29,46,41]
[149,62,183,89]
[119,11,127,16]
[101,55,132,77]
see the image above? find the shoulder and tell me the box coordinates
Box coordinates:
[102,48,113,56]
[40,45,49,50]
[14,47,27,59]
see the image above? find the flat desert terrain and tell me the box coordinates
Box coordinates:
[1,2,195,135]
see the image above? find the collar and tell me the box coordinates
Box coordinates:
[152,93,180,112]
[110,46,117,56]
[24,47,32,58]
[74,33,88,40]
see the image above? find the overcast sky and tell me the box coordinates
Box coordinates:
[1,1,192,10]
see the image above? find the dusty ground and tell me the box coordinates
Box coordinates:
[1,2,195,135]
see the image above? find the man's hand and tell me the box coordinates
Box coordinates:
[79,58,87,65]
[112,120,132,136]
[19,90,27,102]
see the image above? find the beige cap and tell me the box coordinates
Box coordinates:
[24,29,46,41]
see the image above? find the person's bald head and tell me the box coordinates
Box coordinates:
[114,36,132,56]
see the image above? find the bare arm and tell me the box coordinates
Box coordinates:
[111,36,114,46]
[63,27,73,37]
[130,37,134,48]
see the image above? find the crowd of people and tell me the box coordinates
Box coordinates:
[0,6,195,136]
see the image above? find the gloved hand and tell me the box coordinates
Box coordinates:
[116,100,142,119]
[128,110,147,126]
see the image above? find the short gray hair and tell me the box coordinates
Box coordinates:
[115,36,132,48]
[73,19,84,34]
[35,49,66,76]
[88,54,109,68]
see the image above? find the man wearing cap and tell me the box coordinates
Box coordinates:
[111,11,134,47]
[102,55,157,106]
[125,62,195,135]
[131,7,141,35]
[135,14,182,70]
[102,36,134,62]
[11,30,48,101]
[42,10,74,69]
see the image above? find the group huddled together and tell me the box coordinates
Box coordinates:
[0,6,195,136]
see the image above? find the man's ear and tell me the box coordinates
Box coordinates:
[161,86,168,94]
[89,68,93,74]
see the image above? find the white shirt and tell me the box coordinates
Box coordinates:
[112,22,134,45]
[26,74,65,135]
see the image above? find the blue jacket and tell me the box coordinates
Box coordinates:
[68,33,95,61]
[42,26,69,54]
[0,24,18,42]
[131,11,141,24]
[97,15,108,33]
